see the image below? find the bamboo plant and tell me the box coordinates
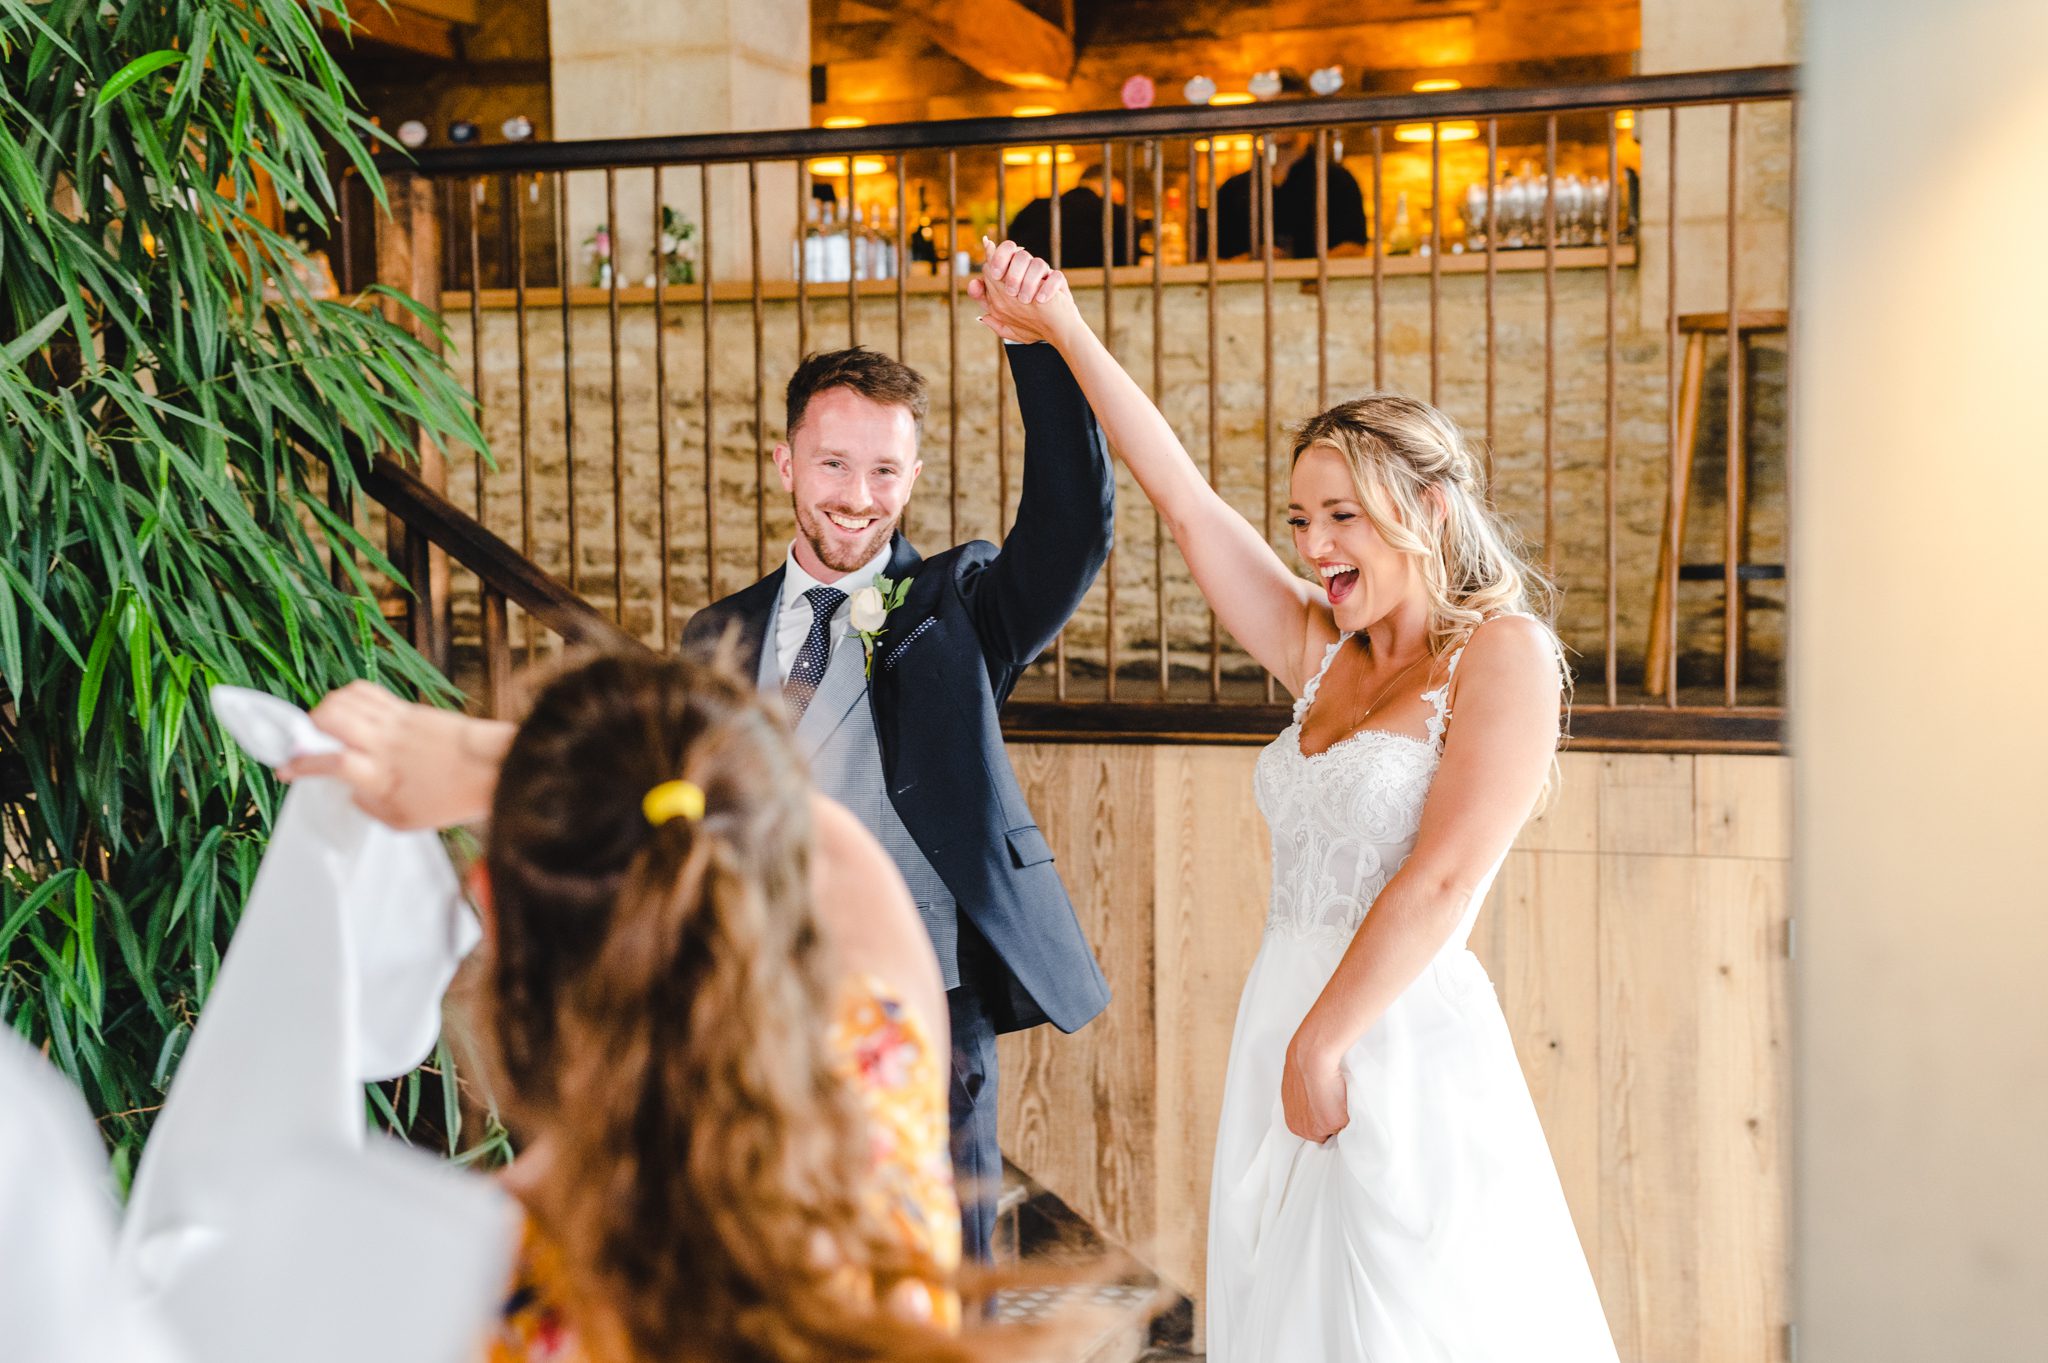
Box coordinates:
[0,0,501,1180]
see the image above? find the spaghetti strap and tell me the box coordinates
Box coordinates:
[1421,612,1568,748]
[1293,633,1352,725]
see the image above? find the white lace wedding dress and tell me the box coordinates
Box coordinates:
[1206,630,1617,1363]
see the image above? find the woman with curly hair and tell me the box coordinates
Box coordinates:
[287,651,966,1363]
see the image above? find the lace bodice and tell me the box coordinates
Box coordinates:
[1253,633,1469,953]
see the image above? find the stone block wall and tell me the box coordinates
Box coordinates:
[441,257,1786,699]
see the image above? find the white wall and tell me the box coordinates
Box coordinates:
[1794,2,2048,1358]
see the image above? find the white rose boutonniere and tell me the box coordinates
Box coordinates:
[850,574,911,675]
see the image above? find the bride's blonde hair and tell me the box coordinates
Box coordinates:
[1291,393,1558,661]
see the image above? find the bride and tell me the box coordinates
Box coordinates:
[971,242,1618,1362]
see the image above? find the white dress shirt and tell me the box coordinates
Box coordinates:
[774,540,892,680]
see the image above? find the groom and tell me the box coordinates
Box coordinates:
[680,340,1113,1258]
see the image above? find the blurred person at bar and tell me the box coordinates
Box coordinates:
[1195,129,1369,261]
[1003,163,1136,268]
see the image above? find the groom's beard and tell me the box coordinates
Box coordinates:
[794,499,902,574]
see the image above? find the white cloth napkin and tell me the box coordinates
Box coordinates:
[103,685,514,1363]
[0,1031,185,1363]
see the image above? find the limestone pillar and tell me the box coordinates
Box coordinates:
[1632,0,1800,323]
[549,0,808,283]
[1794,1,2048,1357]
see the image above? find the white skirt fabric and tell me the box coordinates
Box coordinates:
[1205,932,1619,1363]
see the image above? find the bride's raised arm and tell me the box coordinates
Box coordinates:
[970,239,1330,696]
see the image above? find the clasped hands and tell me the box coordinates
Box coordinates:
[968,237,1079,346]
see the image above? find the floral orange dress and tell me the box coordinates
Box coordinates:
[484,977,960,1361]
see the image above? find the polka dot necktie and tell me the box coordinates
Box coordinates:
[782,585,846,722]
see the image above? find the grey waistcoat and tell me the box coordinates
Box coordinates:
[758,625,962,988]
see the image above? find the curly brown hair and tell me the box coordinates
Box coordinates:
[478,650,972,1363]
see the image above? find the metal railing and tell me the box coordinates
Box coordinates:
[347,66,1796,750]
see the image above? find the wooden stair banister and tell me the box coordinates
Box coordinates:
[362,454,647,714]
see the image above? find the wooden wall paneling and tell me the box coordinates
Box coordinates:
[999,744,1159,1253]
[1481,849,1605,1261]
[1694,855,1793,1363]
[1516,749,1603,852]
[1598,852,1705,1363]
[1694,752,1793,859]
[1597,752,1697,853]
[1151,746,1269,1321]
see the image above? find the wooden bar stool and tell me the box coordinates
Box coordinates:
[1644,309,1789,697]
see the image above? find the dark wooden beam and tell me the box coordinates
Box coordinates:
[998,701,1786,754]
[876,0,1076,91]
[329,1,460,62]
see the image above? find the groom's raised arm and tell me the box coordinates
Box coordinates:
[962,342,1114,670]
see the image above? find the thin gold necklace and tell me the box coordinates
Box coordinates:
[1352,643,1431,721]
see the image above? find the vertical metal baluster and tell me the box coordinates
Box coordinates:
[702,163,717,606]
[468,177,486,521]
[1543,116,1558,577]
[1780,97,1797,714]
[895,155,909,360]
[990,151,1004,543]
[1315,128,1329,410]
[653,165,672,648]
[1205,136,1221,703]
[1604,113,1620,707]
[750,162,767,579]
[796,162,810,358]
[1485,121,1498,485]
[847,162,859,348]
[1371,125,1385,390]
[1102,137,1118,701]
[1429,119,1442,406]
[1049,140,1063,270]
[1260,131,1277,704]
[337,168,355,294]
[1665,107,1682,706]
[946,150,961,547]
[605,169,625,626]
[513,173,535,662]
[1153,140,1169,699]
[1724,103,1743,708]
[555,173,578,596]
[1050,142,1067,701]
[1122,140,1137,265]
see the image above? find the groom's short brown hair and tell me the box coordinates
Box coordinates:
[785,346,929,444]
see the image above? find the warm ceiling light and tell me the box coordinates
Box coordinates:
[1208,91,1256,106]
[1412,77,1463,93]
[1393,121,1480,143]
[1012,105,1057,117]
[1001,147,1078,166]
[822,115,867,129]
[1615,109,1636,132]
[1193,135,1257,153]
[807,156,888,176]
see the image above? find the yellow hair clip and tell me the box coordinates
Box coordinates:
[642,779,706,827]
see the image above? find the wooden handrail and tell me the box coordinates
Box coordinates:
[363,454,644,657]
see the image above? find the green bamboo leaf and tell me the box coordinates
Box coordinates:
[0,869,77,958]
[1,304,67,369]
[77,601,120,738]
[94,50,185,113]
[0,560,85,667]
[125,594,154,727]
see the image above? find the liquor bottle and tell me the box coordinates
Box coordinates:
[1159,186,1187,266]
[1384,191,1419,255]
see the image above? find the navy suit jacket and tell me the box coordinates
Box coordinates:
[681,343,1113,1035]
